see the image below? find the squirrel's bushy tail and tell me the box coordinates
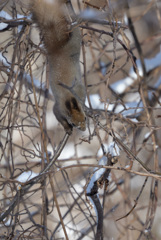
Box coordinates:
[30,0,71,53]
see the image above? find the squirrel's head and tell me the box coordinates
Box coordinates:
[65,97,86,131]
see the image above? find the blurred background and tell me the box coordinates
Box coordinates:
[0,0,161,239]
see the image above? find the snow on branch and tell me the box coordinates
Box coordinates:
[86,142,120,240]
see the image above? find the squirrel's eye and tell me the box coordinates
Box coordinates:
[71,97,80,111]
[65,100,71,112]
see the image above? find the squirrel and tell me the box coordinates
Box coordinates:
[30,0,86,134]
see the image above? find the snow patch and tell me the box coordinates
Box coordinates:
[17,171,39,183]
